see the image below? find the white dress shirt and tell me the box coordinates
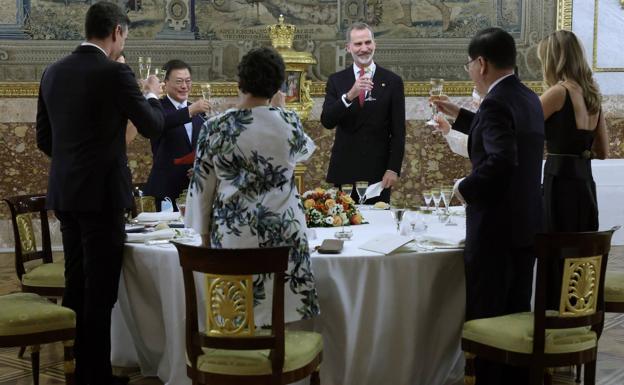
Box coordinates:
[167,95,193,143]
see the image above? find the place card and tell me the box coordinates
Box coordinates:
[358,233,413,255]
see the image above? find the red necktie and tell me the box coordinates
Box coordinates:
[358,67,366,107]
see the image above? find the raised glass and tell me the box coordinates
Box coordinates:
[425,78,444,126]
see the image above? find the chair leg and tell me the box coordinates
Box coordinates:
[576,364,582,383]
[63,340,75,385]
[544,367,553,385]
[17,345,26,358]
[310,365,320,385]
[30,344,40,385]
[529,366,543,385]
[464,352,476,385]
[584,360,596,385]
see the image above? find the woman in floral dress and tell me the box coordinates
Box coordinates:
[185,47,319,325]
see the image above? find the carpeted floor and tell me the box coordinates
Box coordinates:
[0,248,623,385]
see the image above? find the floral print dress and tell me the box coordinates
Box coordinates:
[185,106,319,325]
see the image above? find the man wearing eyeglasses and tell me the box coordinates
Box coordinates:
[434,28,544,385]
[143,59,211,210]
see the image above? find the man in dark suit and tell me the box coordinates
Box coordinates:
[143,59,210,210]
[320,22,405,203]
[35,2,164,384]
[435,28,544,385]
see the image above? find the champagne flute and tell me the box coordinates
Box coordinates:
[440,186,456,226]
[200,83,211,100]
[355,181,368,205]
[335,184,353,239]
[145,57,152,78]
[426,78,444,126]
[138,56,145,80]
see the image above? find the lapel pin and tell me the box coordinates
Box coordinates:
[382,83,386,87]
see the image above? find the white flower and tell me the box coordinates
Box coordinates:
[302,190,315,198]
[340,213,348,223]
[324,216,334,225]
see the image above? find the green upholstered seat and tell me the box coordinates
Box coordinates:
[0,293,75,336]
[463,312,596,354]
[605,271,624,303]
[22,261,65,288]
[194,331,322,376]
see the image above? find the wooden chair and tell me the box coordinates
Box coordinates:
[0,292,76,385]
[3,194,64,297]
[172,243,323,385]
[461,227,617,385]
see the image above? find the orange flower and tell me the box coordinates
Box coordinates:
[325,199,336,209]
[350,213,363,225]
[303,199,315,209]
[332,215,343,226]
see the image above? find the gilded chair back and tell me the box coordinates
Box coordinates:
[533,227,618,352]
[205,274,255,337]
[2,195,53,280]
[173,243,290,379]
[16,213,37,255]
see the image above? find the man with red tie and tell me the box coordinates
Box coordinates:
[320,22,405,203]
[143,59,210,209]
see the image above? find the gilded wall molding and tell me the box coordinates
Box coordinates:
[592,0,624,73]
[557,0,573,30]
[0,80,544,98]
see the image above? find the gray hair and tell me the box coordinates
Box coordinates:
[346,22,374,42]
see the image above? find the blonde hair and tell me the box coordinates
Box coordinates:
[537,30,601,114]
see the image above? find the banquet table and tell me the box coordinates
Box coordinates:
[111,210,466,385]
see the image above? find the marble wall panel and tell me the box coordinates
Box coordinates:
[1,95,623,249]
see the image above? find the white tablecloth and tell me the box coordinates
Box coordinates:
[591,159,624,245]
[111,210,465,385]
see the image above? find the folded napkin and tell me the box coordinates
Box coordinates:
[135,212,181,222]
[364,181,384,201]
[420,223,465,246]
[126,229,176,243]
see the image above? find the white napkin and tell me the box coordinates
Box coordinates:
[135,212,181,222]
[364,181,384,200]
[420,223,465,246]
[126,229,176,243]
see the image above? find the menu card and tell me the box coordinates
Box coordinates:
[358,233,413,255]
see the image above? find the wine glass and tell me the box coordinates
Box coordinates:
[153,68,166,83]
[440,186,456,226]
[430,188,442,215]
[422,190,433,209]
[425,78,444,126]
[390,206,406,232]
[355,181,368,205]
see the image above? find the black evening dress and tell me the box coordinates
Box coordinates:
[543,87,599,309]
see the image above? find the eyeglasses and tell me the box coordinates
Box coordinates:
[463,57,478,72]
[173,79,192,86]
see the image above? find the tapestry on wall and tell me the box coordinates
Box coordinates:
[0,0,555,82]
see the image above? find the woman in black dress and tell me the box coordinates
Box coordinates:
[538,30,609,308]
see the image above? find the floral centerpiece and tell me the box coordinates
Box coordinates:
[301,187,364,228]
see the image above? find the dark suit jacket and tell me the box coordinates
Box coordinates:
[143,97,202,201]
[454,75,544,259]
[320,65,405,184]
[36,45,164,212]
